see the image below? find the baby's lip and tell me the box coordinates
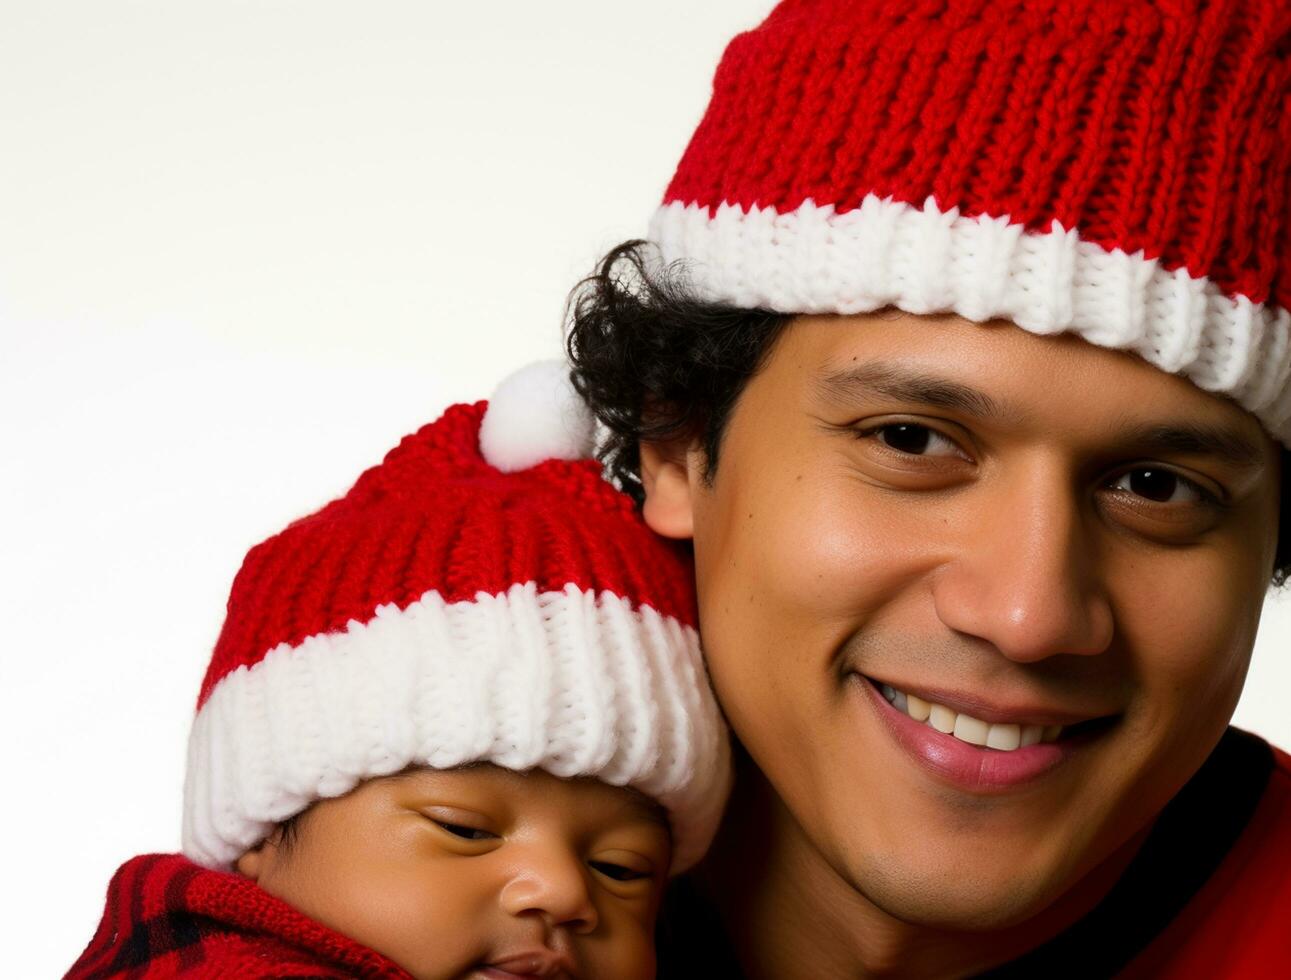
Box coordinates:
[483,948,579,979]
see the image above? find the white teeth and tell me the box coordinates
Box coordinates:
[929,703,957,734]
[986,723,1021,751]
[952,714,989,746]
[876,681,1064,752]
[906,694,932,722]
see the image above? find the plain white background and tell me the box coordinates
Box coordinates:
[2,3,1287,974]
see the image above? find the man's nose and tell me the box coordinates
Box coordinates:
[498,847,599,934]
[930,463,1114,662]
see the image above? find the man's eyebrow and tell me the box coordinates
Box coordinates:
[1113,421,1267,469]
[814,362,1013,422]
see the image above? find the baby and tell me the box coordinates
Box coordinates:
[67,363,731,979]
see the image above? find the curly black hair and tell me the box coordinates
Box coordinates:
[564,241,792,501]
[565,240,1289,587]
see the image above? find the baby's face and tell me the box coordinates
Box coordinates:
[236,764,671,980]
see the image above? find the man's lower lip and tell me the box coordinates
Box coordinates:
[851,674,1084,792]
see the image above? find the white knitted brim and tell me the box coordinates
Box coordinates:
[182,582,731,874]
[650,195,1291,447]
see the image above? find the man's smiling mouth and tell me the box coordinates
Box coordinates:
[875,681,1065,751]
[851,673,1121,791]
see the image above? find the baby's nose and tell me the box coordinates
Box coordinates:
[498,848,599,934]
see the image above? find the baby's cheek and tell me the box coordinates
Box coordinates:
[274,850,488,979]
[582,907,659,980]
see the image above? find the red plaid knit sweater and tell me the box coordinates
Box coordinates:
[65,853,412,978]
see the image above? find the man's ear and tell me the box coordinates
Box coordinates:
[639,439,697,539]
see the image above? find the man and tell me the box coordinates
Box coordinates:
[567,0,1291,976]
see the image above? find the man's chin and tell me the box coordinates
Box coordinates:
[845,856,1072,933]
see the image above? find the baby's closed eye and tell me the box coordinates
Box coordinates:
[434,821,498,841]
[418,806,501,849]
[588,848,659,887]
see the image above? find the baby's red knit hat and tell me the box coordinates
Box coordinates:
[650,0,1291,443]
[182,363,731,873]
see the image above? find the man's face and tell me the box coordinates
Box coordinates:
[236,765,670,980]
[646,312,1279,929]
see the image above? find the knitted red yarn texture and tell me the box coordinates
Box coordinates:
[65,853,411,978]
[197,401,697,707]
[664,0,1291,308]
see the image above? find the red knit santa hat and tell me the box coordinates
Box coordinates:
[650,0,1291,443]
[182,362,731,873]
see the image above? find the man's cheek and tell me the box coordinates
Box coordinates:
[737,482,920,622]
[1123,565,1257,726]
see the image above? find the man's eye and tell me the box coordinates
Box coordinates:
[867,423,961,457]
[434,821,497,841]
[589,860,649,882]
[1108,468,1210,505]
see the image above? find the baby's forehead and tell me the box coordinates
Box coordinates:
[591,780,672,833]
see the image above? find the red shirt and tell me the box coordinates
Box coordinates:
[1121,740,1291,978]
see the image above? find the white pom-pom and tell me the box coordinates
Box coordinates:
[479,360,596,472]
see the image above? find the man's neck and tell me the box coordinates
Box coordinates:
[699,757,1150,980]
